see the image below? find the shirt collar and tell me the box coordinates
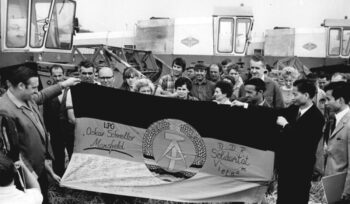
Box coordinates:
[299,103,313,117]
[335,106,350,126]
[7,89,28,109]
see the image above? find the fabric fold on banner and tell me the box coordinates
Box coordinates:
[61,83,279,203]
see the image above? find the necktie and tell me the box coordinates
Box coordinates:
[296,110,302,121]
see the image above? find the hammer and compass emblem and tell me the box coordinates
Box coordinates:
[142,119,206,182]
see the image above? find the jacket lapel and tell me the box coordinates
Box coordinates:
[330,111,350,139]
[20,104,46,143]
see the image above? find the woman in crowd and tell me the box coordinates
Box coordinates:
[213,80,233,105]
[120,67,141,91]
[221,75,236,101]
[134,78,155,95]
[280,66,300,107]
[174,77,198,100]
[226,63,243,99]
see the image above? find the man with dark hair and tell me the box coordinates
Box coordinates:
[0,65,80,203]
[317,73,329,90]
[239,54,284,109]
[275,79,324,204]
[0,153,42,203]
[44,64,75,177]
[221,58,232,75]
[156,57,186,96]
[324,82,350,202]
[185,62,196,81]
[208,63,222,83]
[244,78,269,107]
[49,65,65,84]
[213,80,233,105]
[191,63,215,101]
[233,79,324,203]
[78,60,98,84]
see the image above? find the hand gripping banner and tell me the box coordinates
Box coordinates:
[61,83,279,203]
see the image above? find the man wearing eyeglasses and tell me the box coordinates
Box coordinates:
[98,67,115,88]
[239,55,284,109]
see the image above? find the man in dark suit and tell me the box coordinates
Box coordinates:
[276,79,325,204]
[0,65,79,203]
[43,65,75,177]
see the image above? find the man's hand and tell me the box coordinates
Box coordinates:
[231,100,248,108]
[60,77,81,88]
[45,160,61,184]
[50,173,61,184]
[277,116,289,127]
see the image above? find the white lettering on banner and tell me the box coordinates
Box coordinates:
[211,142,250,177]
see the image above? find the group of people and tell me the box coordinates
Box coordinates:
[1,54,350,204]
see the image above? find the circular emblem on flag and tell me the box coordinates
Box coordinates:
[142,119,206,182]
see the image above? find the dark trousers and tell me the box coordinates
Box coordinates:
[38,170,49,204]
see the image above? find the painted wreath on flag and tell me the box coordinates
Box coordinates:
[142,119,207,182]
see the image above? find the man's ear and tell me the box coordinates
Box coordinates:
[17,82,26,90]
[304,92,310,99]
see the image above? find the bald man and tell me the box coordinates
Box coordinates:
[98,67,115,88]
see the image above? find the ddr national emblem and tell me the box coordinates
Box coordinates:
[142,119,206,182]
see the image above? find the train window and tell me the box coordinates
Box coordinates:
[328,28,341,56]
[46,0,75,50]
[30,0,52,48]
[218,18,234,53]
[235,18,251,54]
[6,0,29,48]
[342,29,350,56]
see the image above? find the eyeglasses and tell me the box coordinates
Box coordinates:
[99,76,113,80]
[250,66,261,70]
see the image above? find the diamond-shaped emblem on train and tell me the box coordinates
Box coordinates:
[303,43,317,51]
[181,37,199,47]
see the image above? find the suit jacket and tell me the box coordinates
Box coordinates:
[0,84,62,176]
[276,104,324,204]
[239,76,285,109]
[325,110,350,197]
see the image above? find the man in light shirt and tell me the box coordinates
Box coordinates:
[324,81,350,202]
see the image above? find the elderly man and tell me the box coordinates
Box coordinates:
[239,54,284,109]
[98,67,115,88]
[0,65,80,203]
[208,63,222,83]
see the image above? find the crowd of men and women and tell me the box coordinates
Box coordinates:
[1,54,350,204]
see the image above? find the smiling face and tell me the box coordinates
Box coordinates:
[195,68,206,81]
[213,87,227,102]
[244,84,262,104]
[172,63,183,77]
[176,84,190,99]
[20,77,39,101]
[249,60,265,79]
